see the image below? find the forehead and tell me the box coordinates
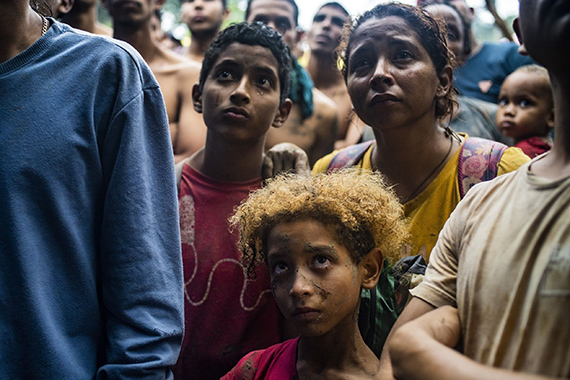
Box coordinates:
[501,71,549,93]
[248,0,296,23]
[314,5,348,21]
[425,5,463,31]
[212,42,279,71]
[351,16,423,50]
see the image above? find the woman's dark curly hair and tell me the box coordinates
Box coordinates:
[338,2,456,120]
[230,169,409,278]
[199,22,291,105]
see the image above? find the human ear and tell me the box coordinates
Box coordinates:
[272,99,292,128]
[57,0,74,16]
[192,83,203,114]
[436,65,453,99]
[513,18,528,56]
[360,248,383,290]
[547,108,555,130]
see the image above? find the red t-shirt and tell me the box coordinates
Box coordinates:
[222,337,299,380]
[515,136,552,158]
[173,164,282,380]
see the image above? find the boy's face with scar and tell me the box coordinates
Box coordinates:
[266,219,368,337]
[192,42,289,142]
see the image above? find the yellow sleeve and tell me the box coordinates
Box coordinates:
[497,147,531,176]
[312,150,339,174]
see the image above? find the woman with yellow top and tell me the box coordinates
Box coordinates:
[311,3,529,355]
[313,3,529,261]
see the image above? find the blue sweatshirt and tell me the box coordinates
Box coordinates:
[0,20,183,379]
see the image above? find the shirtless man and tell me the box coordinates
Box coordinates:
[246,0,338,165]
[180,0,229,63]
[104,0,206,162]
[306,2,365,149]
[60,0,113,36]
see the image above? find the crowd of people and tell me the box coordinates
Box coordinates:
[1,0,568,379]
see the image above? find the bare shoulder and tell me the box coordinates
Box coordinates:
[312,88,338,118]
[152,47,201,79]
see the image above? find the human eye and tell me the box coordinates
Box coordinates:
[256,77,272,87]
[312,255,331,269]
[275,18,292,34]
[216,70,234,80]
[520,99,532,108]
[394,50,413,61]
[271,261,289,276]
[350,55,372,73]
[332,17,345,28]
[498,98,508,107]
[313,14,325,23]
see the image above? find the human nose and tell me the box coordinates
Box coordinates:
[289,268,313,298]
[369,58,394,89]
[230,77,250,104]
[503,102,516,116]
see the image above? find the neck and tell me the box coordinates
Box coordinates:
[530,71,570,179]
[113,22,158,61]
[187,31,217,62]
[296,319,379,378]
[370,117,459,201]
[307,51,344,91]
[0,3,45,63]
[60,4,97,33]
[190,134,266,182]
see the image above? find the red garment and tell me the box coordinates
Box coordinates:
[515,136,552,158]
[173,164,281,380]
[222,337,299,380]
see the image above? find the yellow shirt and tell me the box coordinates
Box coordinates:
[313,136,530,261]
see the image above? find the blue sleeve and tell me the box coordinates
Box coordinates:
[95,74,183,378]
[505,42,535,71]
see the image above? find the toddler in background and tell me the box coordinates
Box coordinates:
[496,64,554,157]
[223,169,408,380]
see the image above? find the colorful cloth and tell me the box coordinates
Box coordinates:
[173,164,281,380]
[515,136,552,158]
[222,338,299,380]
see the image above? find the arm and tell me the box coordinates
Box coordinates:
[97,81,183,379]
[378,297,436,380]
[389,307,563,380]
[309,89,339,165]
[173,64,207,163]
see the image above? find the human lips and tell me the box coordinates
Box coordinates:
[224,107,249,121]
[499,120,516,131]
[370,93,399,107]
[292,307,320,321]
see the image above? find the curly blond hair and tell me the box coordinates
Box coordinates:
[229,169,409,276]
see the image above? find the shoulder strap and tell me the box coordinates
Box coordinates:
[175,157,191,195]
[327,140,374,173]
[458,137,508,198]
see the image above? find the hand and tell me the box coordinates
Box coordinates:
[262,143,311,180]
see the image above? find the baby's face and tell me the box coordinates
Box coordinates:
[496,71,553,142]
[266,220,364,338]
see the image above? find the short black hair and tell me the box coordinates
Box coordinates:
[199,22,291,105]
[245,0,299,27]
[180,0,227,10]
[317,2,349,18]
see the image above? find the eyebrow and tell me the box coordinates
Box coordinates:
[304,243,340,260]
